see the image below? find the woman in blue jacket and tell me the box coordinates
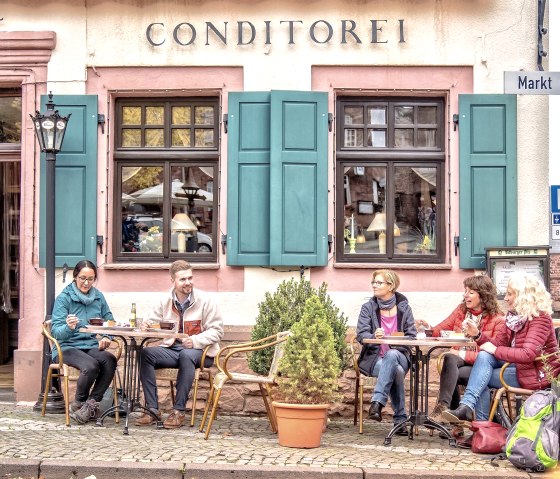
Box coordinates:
[50,260,117,424]
[357,269,417,435]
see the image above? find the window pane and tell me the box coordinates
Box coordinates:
[122,106,141,125]
[393,166,436,255]
[368,106,386,125]
[0,95,22,143]
[122,129,141,147]
[145,129,164,147]
[171,165,215,253]
[172,106,191,125]
[343,166,387,254]
[395,129,414,148]
[418,106,437,124]
[121,166,164,253]
[367,129,386,147]
[395,106,414,124]
[195,129,214,147]
[146,106,164,125]
[172,129,192,147]
[344,129,363,147]
[195,106,214,125]
[344,106,363,125]
[418,129,436,147]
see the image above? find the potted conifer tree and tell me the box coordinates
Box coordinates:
[272,295,340,448]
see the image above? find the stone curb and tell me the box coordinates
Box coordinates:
[0,459,534,479]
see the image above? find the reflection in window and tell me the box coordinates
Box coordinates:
[0,91,22,144]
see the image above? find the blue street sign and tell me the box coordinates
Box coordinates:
[553,214,560,225]
[552,186,560,213]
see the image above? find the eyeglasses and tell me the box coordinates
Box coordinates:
[77,276,95,284]
[371,281,389,286]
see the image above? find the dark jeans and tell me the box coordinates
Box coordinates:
[438,353,472,408]
[63,347,117,403]
[139,344,214,411]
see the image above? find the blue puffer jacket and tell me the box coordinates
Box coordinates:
[50,283,114,359]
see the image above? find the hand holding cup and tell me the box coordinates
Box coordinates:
[66,314,79,330]
[462,317,478,338]
[374,327,385,339]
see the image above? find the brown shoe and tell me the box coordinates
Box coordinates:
[134,409,161,426]
[163,409,186,429]
[430,401,448,419]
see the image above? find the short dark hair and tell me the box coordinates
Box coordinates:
[170,260,192,278]
[73,260,98,280]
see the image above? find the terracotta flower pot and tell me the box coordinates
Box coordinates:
[272,401,329,448]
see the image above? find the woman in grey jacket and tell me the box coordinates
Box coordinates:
[50,260,116,425]
[357,269,416,435]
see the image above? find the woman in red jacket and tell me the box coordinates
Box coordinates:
[443,273,560,422]
[416,275,504,419]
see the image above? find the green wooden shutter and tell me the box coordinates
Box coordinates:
[269,91,328,266]
[226,90,329,266]
[39,95,98,267]
[459,94,517,269]
[226,92,271,265]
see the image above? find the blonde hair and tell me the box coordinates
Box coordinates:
[371,269,400,292]
[507,273,552,318]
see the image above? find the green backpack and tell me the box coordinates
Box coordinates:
[505,389,560,472]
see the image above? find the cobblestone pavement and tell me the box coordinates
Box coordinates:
[0,401,524,476]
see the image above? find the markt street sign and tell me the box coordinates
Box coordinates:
[504,71,560,95]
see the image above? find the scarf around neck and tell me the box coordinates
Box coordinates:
[377,294,396,311]
[71,282,97,306]
[505,310,528,332]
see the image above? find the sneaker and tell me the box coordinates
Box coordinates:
[430,401,448,419]
[163,409,186,429]
[70,398,99,425]
[134,409,162,426]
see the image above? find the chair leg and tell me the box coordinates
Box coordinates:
[353,379,359,426]
[63,376,70,427]
[488,387,506,422]
[190,370,200,427]
[112,377,120,424]
[204,386,223,440]
[169,380,176,405]
[41,369,53,417]
[260,384,277,433]
[199,382,215,433]
[359,384,364,434]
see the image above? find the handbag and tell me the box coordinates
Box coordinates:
[470,420,507,454]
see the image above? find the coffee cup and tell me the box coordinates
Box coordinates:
[425,330,434,338]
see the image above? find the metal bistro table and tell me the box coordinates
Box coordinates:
[80,326,188,434]
[363,336,475,447]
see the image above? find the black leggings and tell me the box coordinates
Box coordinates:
[62,347,117,403]
[438,353,472,409]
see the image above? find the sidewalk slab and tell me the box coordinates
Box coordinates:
[363,468,531,479]
[0,458,40,479]
[183,464,363,478]
[40,459,184,479]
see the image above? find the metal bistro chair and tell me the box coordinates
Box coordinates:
[154,343,214,427]
[41,320,123,426]
[350,334,377,434]
[200,330,291,440]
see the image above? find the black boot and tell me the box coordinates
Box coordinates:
[441,404,474,423]
[368,401,383,422]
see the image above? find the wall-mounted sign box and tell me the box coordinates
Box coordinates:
[486,246,550,299]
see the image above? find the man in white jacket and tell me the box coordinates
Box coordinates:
[136,260,223,429]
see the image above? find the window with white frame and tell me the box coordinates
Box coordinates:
[336,97,445,263]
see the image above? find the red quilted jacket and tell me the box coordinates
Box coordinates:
[432,304,505,364]
[477,311,560,390]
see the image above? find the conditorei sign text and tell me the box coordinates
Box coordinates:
[146,19,406,47]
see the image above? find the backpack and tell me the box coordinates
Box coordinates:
[505,389,560,472]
